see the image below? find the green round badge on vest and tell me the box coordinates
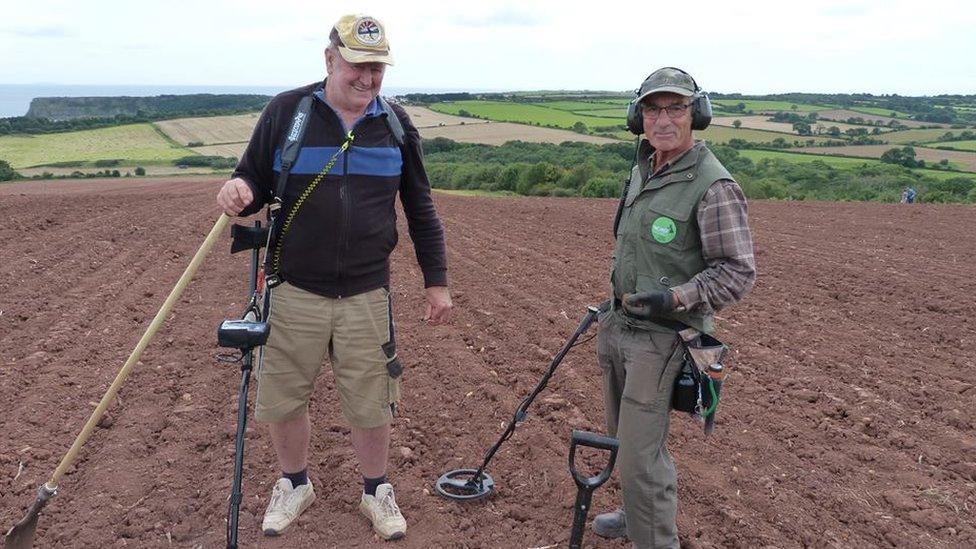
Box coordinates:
[651,216,677,243]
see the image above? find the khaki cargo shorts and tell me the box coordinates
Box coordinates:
[254,282,401,428]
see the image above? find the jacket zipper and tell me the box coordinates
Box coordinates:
[336,144,349,294]
[335,116,371,295]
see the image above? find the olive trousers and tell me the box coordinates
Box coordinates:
[597,311,685,549]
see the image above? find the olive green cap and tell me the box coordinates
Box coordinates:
[635,67,697,103]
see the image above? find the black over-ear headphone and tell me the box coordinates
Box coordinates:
[626,67,712,134]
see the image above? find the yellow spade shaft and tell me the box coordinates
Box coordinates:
[5,213,229,549]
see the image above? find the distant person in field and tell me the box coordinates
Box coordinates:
[216,14,451,542]
[902,186,917,203]
[594,67,756,548]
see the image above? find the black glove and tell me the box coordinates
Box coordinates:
[622,291,675,319]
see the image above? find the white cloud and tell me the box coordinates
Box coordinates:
[0,0,973,94]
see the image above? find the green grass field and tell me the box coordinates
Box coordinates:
[573,108,629,118]
[712,99,823,113]
[924,139,976,151]
[841,105,912,118]
[738,149,879,168]
[430,100,623,129]
[531,101,623,112]
[433,188,516,197]
[0,123,191,168]
[881,128,959,144]
[737,149,970,180]
[704,126,837,145]
[608,126,837,145]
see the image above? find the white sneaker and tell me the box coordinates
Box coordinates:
[262,478,315,536]
[359,483,407,540]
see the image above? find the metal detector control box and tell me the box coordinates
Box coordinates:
[217,320,270,350]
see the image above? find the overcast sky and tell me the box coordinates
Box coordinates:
[1,0,974,96]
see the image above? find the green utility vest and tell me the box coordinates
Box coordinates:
[611,141,733,334]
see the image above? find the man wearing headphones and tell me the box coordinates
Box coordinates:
[593,67,756,548]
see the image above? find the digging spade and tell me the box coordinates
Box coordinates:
[568,430,619,549]
[5,213,230,549]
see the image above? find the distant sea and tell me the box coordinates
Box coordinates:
[0,84,483,118]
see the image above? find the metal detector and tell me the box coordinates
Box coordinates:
[567,430,619,549]
[435,301,610,502]
[216,221,271,549]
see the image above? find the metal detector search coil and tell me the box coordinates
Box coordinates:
[434,469,495,501]
[435,301,610,503]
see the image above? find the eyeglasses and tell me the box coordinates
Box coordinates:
[642,103,692,119]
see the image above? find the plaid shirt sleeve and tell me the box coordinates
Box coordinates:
[670,179,757,314]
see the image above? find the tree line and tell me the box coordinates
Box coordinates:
[420,138,976,203]
[5,137,974,204]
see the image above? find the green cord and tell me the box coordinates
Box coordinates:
[271,131,355,275]
[702,378,719,417]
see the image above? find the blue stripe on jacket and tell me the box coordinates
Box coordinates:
[273,145,402,177]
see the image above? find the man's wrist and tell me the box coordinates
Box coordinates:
[669,289,686,312]
[422,271,448,288]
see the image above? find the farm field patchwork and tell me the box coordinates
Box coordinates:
[737,148,972,179]
[737,148,882,168]
[416,120,619,145]
[713,115,894,135]
[1,106,627,177]
[925,139,976,151]
[711,116,796,133]
[528,100,624,111]
[513,95,629,105]
[154,113,260,146]
[191,143,248,158]
[608,126,836,145]
[16,165,220,178]
[429,101,622,129]
[0,123,191,168]
[405,106,621,144]
[822,105,913,118]
[401,106,490,128]
[702,125,838,145]
[794,144,976,172]
[571,108,628,118]
[881,128,971,144]
[815,109,942,129]
[712,99,824,113]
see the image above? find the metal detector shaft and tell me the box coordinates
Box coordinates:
[464,303,607,492]
[226,354,254,549]
[226,221,265,549]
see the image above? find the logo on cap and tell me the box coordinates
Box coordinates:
[354,18,383,46]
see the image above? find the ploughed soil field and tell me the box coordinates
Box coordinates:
[1,177,974,548]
